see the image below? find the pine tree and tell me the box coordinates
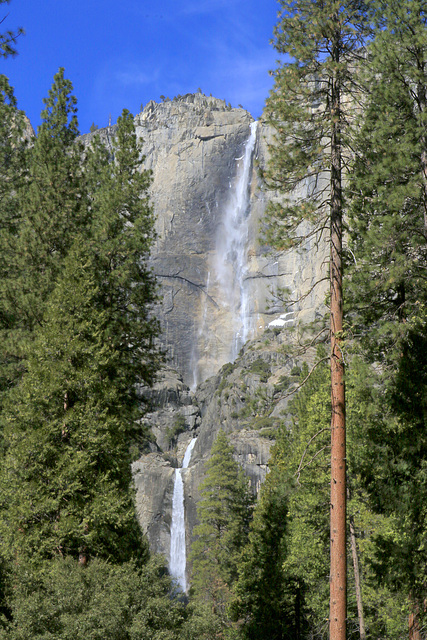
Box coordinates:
[231,469,293,640]
[347,0,427,365]
[347,330,427,639]
[0,69,87,398]
[0,0,23,59]
[84,108,160,392]
[0,75,28,402]
[346,3,427,635]
[264,3,370,637]
[345,356,410,640]
[271,359,331,637]
[190,429,253,636]
[0,241,147,566]
[0,107,160,567]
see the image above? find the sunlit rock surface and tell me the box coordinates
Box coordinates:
[133,332,317,566]
[82,93,327,387]
[81,93,328,579]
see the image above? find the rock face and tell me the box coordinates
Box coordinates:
[82,93,328,387]
[141,95,327,387]
[82,92,328,587]
[139,95,261,386]
[132,330,318,590]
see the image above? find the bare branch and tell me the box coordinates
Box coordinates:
[295,438,329,486]
[155,272,219,308]
[276,356,330,402]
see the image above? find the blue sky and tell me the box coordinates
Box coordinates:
[1,0,280,134]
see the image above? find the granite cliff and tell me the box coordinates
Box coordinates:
[132,330,318,584]
[82,92,327,387]
[82,93,328,587]
[142,94,328,387]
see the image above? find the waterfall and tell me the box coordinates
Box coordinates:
[215,120,258,361]
[169,437,197,591]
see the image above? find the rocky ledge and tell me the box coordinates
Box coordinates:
[133,327,319,568]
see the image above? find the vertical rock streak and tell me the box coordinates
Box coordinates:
[169,437,197,591]
[190,271,211,390]
[215,121,258,361]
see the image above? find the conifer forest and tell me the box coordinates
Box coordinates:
[1,0,427,639]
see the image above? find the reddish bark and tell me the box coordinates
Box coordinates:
[329,46,347,640]
[408,594,421,640]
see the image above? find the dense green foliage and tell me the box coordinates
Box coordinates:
[231,469,293,640]
[0,556,187,640]
[347,0,427,363]
[272,359,331,636]
[0,69,87,402]
[2,0,427,637]
[0,66,170,636]
[0,242,147,566]
[267,357,410,639]
[0,75,27,401]
[189,430,254,637]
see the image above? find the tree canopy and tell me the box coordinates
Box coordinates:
[0,68,164,635]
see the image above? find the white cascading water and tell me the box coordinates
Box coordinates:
[169,437,197,591]
[215,121,258,361]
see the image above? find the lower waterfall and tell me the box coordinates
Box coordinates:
[169,437,197,591]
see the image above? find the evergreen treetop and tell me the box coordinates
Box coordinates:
[0,78,160,569]
[190,429,253,636]
[0,0,23,59]
[0,68,86,371]
[263,0,369,250]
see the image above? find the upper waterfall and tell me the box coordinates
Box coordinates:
[122,94,328,385]
[215,120,258,361]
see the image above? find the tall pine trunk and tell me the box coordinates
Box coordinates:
[408,594,421,640]
[265,4,369,631]
[329,45,347,640]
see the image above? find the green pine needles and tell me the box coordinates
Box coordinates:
[0,68,161,613]
[0,65,185,639]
